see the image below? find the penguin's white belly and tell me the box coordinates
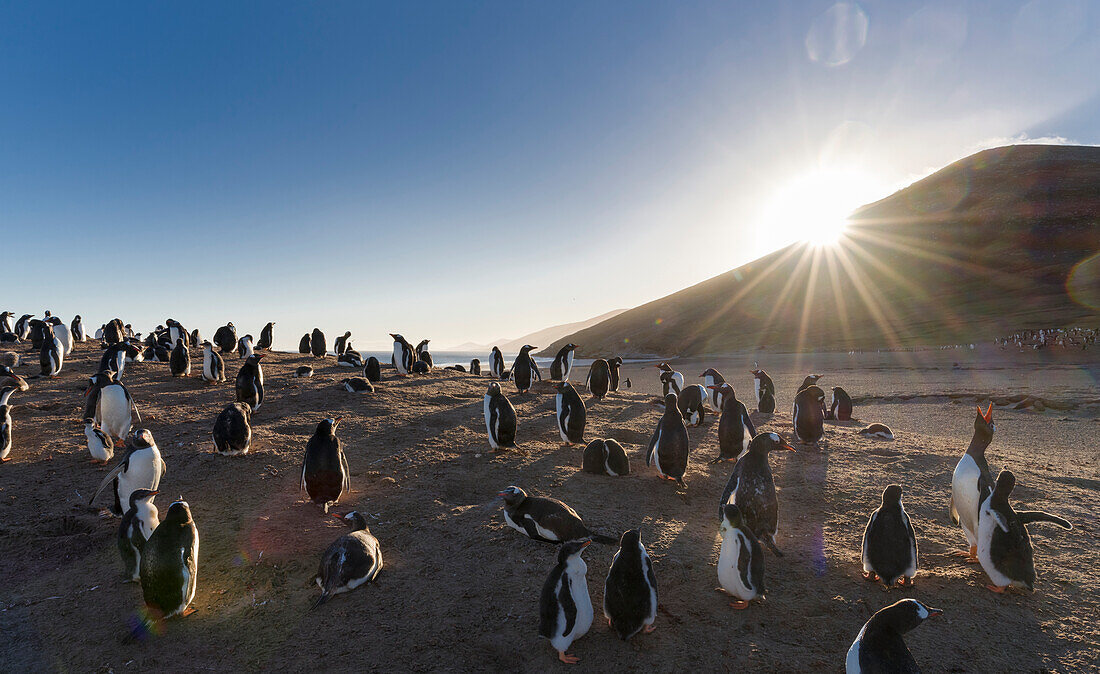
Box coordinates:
[98,387,132,438]
[53,326,73,355]
[556,395,569,442]
[672,373,684,391]
[754,378,761,403]
[652,431,666,477]
[704,376,716,407]
[563,352,573,381]
[952,456,982,544]
[484,396,498,449]
[845,624,867,673]
[717,530,756,600]
[977,502,1015,587]
[86,429,112,461]
[118,450,163,505]
[739,420,751,459]
[393,345,406,374]
[551,562,592,651]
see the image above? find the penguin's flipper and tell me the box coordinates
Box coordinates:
[89,450,133,505]
[557,573,577,637]
[520,518,557,545]
[761,534,784,557]
[987,510,1010,533]
[1017,511,1072,529]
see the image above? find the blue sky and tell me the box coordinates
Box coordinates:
[3,1,1099,349]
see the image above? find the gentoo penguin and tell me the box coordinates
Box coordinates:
[977,469,1072,593]
[498,486,616,544]
[49,317,73,356]
[90,428,166,516]
[861,485,918,587]
[0,312,12,334]
[213,322,236,353]
[363,356,381,383]
[846,599,942,674]
[200,340,226,384]
[99,342,142,379]
[390,333,415,375]
[0,385,15,405]
[301,418,350,513]
[39,326,64,377]
[0,365,29,392]
[28,319,50,349]
[87,370,136,441]
[84,417,114,463]
[717,504,766,609]
[607,354,624,391]
[15,314,34,341]
[189,328,201,348]
[581,439,630,476]
[646,393,689,486]
[337,350,364,367]
[143,343,170,363]
[799,373,822,391]
[446,364,467,372]
[140,500,199,619]
[949,405,996,563]
[71,315,86,342]
[489,346,506,380]
[313,511,383,609]
[334,331,352,356]
[118,488,159,582]
[212,403,252,455]
[719,432,795,556]
[830,386,853,421]
[555,382,587,445]
[237,334,255,359]
[165,319,186,347]
[857,423,894,440]
[677,384,707,427]
[793,385,826,444]
[235,354,265,412]
[709,383,756,463]
[700,368,726,408]
[295,365,314,378]
[751,368,776,413]
[655,362,684,396]
[298,333,311,354]
[310,328,327,358]
[470,358,481,375]
[411,359,430,374]
[550,344,577,381]
[102,318,125,345]
[538,539,594,664]
[415,339,433,368]
[0,402,11,463]
[484,382,518,450]
[257,322,275,350]
[603,529,657,639]
[585,359,611,399]
[511,344,540,393]
[342,377,374,393]
[169,338,190,377]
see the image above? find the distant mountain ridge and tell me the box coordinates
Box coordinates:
[544,144,1100,358]
[450,309,626,353]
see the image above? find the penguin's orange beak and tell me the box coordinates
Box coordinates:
[148,490,160,496]
[581,540,592,548]
[706,385,719,390]
[781,442,796,452]
[331,513,344,520]
[927,607,943,617]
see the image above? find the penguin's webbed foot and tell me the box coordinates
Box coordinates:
[862,571,878,582]
[0,457,10,463]
[898,576,914,587]
[985,584,1007,594]
[181,606,196,617]
[643,623,656,634]
[557,651,579,664]
[729,600,750,610]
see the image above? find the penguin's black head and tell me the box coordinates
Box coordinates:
[721,503,745,530]
[655,362,671,372]
[520,344,536,353]
[248,354,264,364]
[82,416,96,426]
[129,428,155,449]
[163,501,193,526]
[750,432,796,455]
[317,417,341,435]
[227,322,234,328]
[881,484,903,507]
[128,489,159,508]
[663,392,678,408]
[876,599,943,634]
[974,403,995,435]
[608,356,622,366]
[558,538,591,561]
[555,381,573,393]
[390,333,403,342]
[497,485,526,506]
[707,382,734,397]
[201,339,213,349]
[700,367,721,378]
[750,368,764,378]
[486,381,502,397]
[335,510,369,532]
[994,469,1015,499]
[618,528,641,549]
[235,402,252,419]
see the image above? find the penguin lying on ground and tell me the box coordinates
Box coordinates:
[342,377,374,393]
[539,539,593,664]
[846,599,942,673]
[719,432,795,556]
[603,529,657,640]
[295,366,314,378]
[977,469,1072,594]
[118,488,159,582]
[498,486,616,544]
[140,500,199,619]
[581,439,630,476]
[857,423,894,440]
[861,485,918,587]
[0,365,29,392]
[313,511,383,609]
[717,504,765,609]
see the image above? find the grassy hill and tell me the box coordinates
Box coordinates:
[544,144,1100,357]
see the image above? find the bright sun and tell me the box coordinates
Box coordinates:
[755,168,885,254]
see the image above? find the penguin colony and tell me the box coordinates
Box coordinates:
[0,314,1080,670]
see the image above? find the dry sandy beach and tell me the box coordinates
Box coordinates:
[0,342,1097,672]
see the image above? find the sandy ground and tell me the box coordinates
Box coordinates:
[0,342,1097,673]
